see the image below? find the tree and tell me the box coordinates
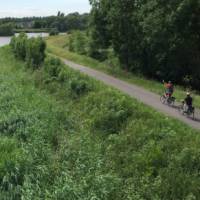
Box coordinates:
[0,23,14,36]
[89,0,200,90]
[26,37,46,69]
[10,32,27,60]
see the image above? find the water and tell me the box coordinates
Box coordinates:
[0,32,49,47]
[0,37,11,47]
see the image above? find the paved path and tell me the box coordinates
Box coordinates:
[62,58,200,130]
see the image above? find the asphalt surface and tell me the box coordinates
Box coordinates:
[62,58,200,130]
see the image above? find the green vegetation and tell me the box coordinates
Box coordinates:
[49,28,59,36]
[10,33,27,60]
[46,35,200,108]
[0,23,14,36]
[89,0,200,91]
[0,1,199,199]
[68,31,88,55]
[1,41,200,199]
[0,11,89,34]
[10,33,46,69]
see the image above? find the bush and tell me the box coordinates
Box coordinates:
[44,57,63,78]
[68,31,109,61]
[87,91,133,134]
[58,67,70,83]
[70,78,91,97]
[49,28,59,36]
[68,31,87,55]
[10,34,46,69]
[10,33,28,60]
[0,23,14,36]
[26,37,46,69]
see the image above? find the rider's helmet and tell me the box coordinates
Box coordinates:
[168,81,172,84]
[187,92,190,96]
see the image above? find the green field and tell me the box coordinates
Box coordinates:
[1,46,200,199]
[46,35,200,109]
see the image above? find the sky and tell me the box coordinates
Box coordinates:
[0,0,91,18]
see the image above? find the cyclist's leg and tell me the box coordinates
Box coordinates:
[189,105,193,112]
[183,103,188,113]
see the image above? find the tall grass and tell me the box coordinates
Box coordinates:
[0,46,200,199]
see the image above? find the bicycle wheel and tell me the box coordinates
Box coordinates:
[171,97,176,105]
[160,95,166,104]
[178,105,184,115]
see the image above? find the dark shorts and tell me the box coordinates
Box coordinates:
[165,93,172,97]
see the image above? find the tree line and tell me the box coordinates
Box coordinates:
[88,0,200,90]
[0,12,89,35]
[33,12,89,32]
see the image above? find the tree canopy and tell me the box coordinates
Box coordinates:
[89,0,200,90]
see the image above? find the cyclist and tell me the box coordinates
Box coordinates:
[163,81,174,99]
[184,92,193,113]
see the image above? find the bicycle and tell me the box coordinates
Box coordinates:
[179,101,195,119]
[160,93,176,106]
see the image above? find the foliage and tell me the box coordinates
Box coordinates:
[44,57,63,77]
[46,35,200,109]
[2,44,200,199]
[49,28,59,36]
[68,31,88,55]
[70,78,91,97]
[89,0,200,90]
[68,31,109,61]
[26,37,46,69]
[10,33,46,69]
[0,23,14,36]
[43,56,92,97]
[58,67,71,83]
[0,12,89,33]
[10,33,28,60]
[89,92,133,134]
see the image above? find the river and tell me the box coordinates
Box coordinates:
[0,32,49,47]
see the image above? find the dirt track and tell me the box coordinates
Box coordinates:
[62,58,200,130]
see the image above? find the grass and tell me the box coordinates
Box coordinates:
[46,35,200,108]
[1,45,200,199]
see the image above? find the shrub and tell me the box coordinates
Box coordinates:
[70,78,91,97]
[68,31,87,55]
[68,31,109,61]
[49,28,59,36]
[87,91,133,135]
[26,37,46,69]
[44,57,63,78]
[0,23,14,36]
[58,67,71,83]
[10,33,46,69]
[10,33,28,60]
